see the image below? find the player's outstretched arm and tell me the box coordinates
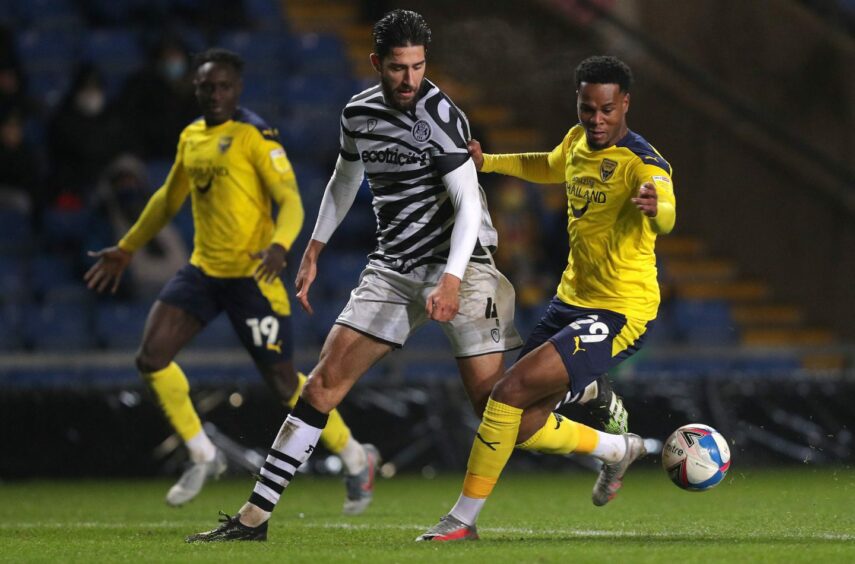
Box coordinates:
[467,139,485,171]
[294,239,326,315]
[84,246,133,294]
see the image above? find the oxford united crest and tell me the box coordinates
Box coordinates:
[218,136,233,154]
[600,158,617,182]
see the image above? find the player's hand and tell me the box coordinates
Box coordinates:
[295,254,318,315]
[84,246,133,294]
[632,182,658,217]
[467,139,484,171]
[426,273,461,322]
[251,243,287,284]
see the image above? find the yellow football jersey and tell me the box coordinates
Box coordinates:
[483,124,675,321]
[120,108,304,278]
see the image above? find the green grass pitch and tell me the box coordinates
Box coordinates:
[1,467,854,562]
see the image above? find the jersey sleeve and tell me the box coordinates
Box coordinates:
[249,132,304,251]
[424,94,473,176]
[631,161,676,234]
[119,134,190,252]
[480,129,570,184]
[339,112,360,163]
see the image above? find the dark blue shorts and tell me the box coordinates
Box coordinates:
[517,297,651,398]
[158,264,293,366]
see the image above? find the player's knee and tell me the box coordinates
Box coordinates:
[135,348,170,374]
[301,370,341,413]
[491,369,529,408]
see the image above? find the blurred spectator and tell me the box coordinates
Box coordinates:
[0,104,42,207]
[490,177,549,308]
[85,154,188,299]
[47,63,131,208]
[0,26,35,114]
[117,34,198,160]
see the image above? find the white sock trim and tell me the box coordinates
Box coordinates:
[449,493,486,526]
[590,431,627,463]
[186,430,216,464]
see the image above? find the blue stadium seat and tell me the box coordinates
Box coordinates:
[27,254,76,298]
[80,30,143,96]
[13,0,81,30]
[0,208,33,252]
[672,299,737,345]
[279,114,341,163]
[316,251,366,298]
[0,256,27,303]
[16,29,78,72]
[294,33,349,76]
[94,301,150,349]
[280,75,355,113]
[24,301,95,351]
[219,31,295,73]
[0,302,24,350]
[245,0,286,30]
[41,206,90,250]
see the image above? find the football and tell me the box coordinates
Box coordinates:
[662,423,731,491]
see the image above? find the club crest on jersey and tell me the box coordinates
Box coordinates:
[600,158,617,182]
[412,120,431,142]
[367,118,377,132]
[218,136,233,154]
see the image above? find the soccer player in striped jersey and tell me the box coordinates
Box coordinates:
[84,48,374,512]
[187,11,629,544]
[418,55,676,541]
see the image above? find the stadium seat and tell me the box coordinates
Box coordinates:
[15,29,78,67]
[672,299,738,345]
[27,254,77,298]
[79,30,143,96]
[316,251,366,299]
[24,301,95,351]
[0,256,27,303]
[41,206,91,251]
[0,302,24,350]
[0,207,33,253]
[294,33,349,76]
[244,0,287,30]
[219,31,296,74]
[94,301,150,349]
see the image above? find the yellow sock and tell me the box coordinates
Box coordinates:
[462,398,523,499]
[517,414,601,455]
[285,372,351,454]
[516,413,583,455]
[143,362,201,441]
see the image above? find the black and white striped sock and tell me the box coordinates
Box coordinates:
[248,398,328,512]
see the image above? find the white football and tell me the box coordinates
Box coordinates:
[662,423,731,491]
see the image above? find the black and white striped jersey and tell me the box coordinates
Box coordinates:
[339,79,497,274]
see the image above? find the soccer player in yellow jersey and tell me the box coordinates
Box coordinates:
[418,55,676,541]
[84,49,377,513]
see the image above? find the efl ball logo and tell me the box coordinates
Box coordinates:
[662,423,731,491]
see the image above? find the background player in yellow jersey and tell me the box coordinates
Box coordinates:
[419,55,676,541]
[84,48,377,513]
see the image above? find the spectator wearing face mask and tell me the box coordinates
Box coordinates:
[117,35,198,160]
[46,63,132,208]
[85,154,188,299]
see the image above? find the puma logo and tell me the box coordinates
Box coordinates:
[475,432,499,451]
[196,177,214,193]
[572,336,586,356]
[554,413,564,429]
[571,200,589,218]
[266,341,282,353]
[304,445,314,455]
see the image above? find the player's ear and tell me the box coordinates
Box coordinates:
[623,91,630,114]
[369,53,382,73]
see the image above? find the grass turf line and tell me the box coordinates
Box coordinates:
[1,467,854,562]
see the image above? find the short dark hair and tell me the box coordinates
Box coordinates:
[373,9,431,60]
[575,55,633,92]
[193,48,244,75]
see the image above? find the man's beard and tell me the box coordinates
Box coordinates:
[381,79,420,111]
